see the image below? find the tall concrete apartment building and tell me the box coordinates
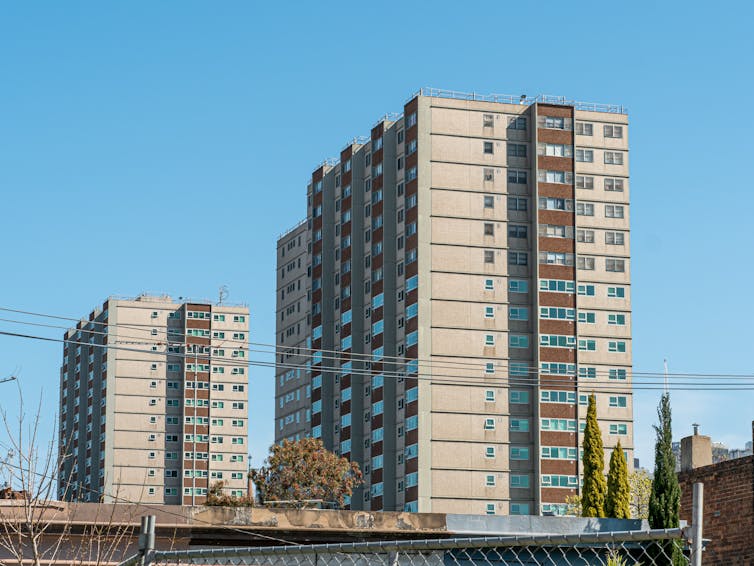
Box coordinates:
[275,220,313,440]
[59,295,250,505]
[275,88,632,516]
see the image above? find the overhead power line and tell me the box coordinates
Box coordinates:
[1,306,753,381]
[2,329,754,392]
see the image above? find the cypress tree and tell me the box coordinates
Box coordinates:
[581,393,606,517]
[648,393,683,565]
[606,440,630,519]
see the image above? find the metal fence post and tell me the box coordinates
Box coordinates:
[691,482,704,566]
[138,515,156,566]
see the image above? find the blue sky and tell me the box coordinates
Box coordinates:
[1,1,752,474]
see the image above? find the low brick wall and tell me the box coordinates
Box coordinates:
[678,455,754,565]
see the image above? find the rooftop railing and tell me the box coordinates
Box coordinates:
[412,87,627,114]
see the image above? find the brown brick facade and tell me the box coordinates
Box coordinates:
[678,453,754,564]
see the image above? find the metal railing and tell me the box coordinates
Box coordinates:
[413,87,627,114]
[122,526,698,566]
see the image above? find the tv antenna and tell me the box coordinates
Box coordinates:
[218,285,229,305]
[663,358,669,394]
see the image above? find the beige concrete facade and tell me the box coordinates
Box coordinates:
[60,295,250,505]
[278,89,632,517]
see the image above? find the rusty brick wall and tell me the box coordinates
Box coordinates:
[678,454,754,565]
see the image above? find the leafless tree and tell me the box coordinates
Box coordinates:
[0,386,142,565]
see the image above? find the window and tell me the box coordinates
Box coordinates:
[484,250,495,263]
[510,419,529,432]
[484,306,495,319]
[507,143,526,157]
[540,169,573,184]
[542,224,575,243]
[508,251,528,265]
[575,149,594,162]
[486,503,496,515]
[510,390,529,404]
[508,225,527,238]
[610,423,628,435]
[484,389,496,402]
[608,286,626,298]
[575,122,593,136]
[539,143,573,157]
[507,196,527,211]
[606,258,626,272]
[540,251,574,266]
[540,279,575,293]
[485,446,496,458]
[576,202,594,216]
[578,339,597,351]
[542,475,578,487]
[485,474,496,487]
[604,151,624,165]
[483,141,494,154]
[605,204,623,218]
[509,279,527,293]
[510,447,529,460]
[509,335,529,348]
[577,229,595,243]
[604,125,623,138]
[541,390,576,403]
[508,169,527,184]
[484,279,494,291]
[543,116,567,129]
[540,307,575,320]
[610,368,628,380]
[608,313,626,325]
[542,446,578,460]
[509,116,526,130]
[605,178,625,192]
[483,195,495,208]
[509,307,528,321]
[484,418,496,430]
[578,284,595,296]
[578,311,596,323]
[541,418,577,432]
[484,334,495,346]
[606,231,625,245]
[576,175,594,189]
[539,197,573,211]
[540,335,576,348]
[609,341,627,353]
[609,396,628,408]
[577,256,595,270]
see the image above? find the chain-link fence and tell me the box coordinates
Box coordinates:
[120,527,693,566]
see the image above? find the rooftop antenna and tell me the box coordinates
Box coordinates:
[218,285,229,306]
[663,358,669,394]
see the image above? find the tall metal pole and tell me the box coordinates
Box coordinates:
[691,482,704,566]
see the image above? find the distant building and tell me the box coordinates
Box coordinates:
[678,421,754,565]
[275,88,633,516]
[59,295,250,505]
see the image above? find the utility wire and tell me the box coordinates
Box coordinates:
[2,329,754,392]
[1,309,753,382]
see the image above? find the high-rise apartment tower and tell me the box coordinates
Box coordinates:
[275,88,632,516]
[59,295,250,505]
